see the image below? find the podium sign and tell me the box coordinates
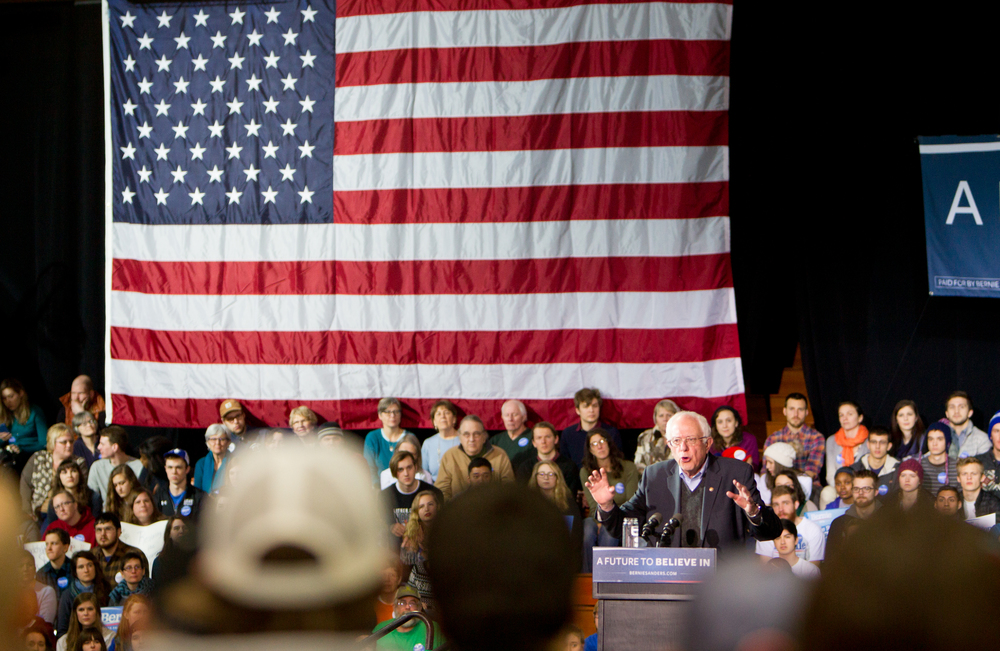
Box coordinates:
[592,547,716,584]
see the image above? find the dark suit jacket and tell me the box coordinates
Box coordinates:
[598,455,780,552]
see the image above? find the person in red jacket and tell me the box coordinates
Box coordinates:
[44,490,95,545]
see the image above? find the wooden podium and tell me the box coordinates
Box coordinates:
[591,548,716,651]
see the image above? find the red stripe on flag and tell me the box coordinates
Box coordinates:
[110,324,741,366]
[338,0,731,18]
[336,40,729,87]
[334,111,728,155]
[112,255,732,296]
[110,393,747,430]
[334,183,729,224]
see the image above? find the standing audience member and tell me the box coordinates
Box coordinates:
[710,406,761,472]
[108,553,153,606]
[152,450,204,518]
[378,434,431,490]
[764,393,825,481]
[890,399,926,460]
[218,400,250,448]
[956,457,1000,519]
[773,520,820,579]
[579,429,638,571]
[86,428,143,504]
[528,461,583,570]
[1,378,48,455]
[93,513,147,586]
[110,594,150,651]
[56,593,114,651]
[400,491,441,605]
[21,550,57,625]
[825,401,869,488]
[943,391,991,457]
[421,400,461,482]
[124,490,165,527]
[364,398,412,484]
[634,399,679,474]
[850,426,898,499]
[974,410,1000,493]
[826,470,882,561]
[489,400,533,460]
[435,416,514,499]
[371,586,445,650]
[886,459,933,514]
[69,412,100,470]
[56,376,105,427]
[36,529,72,596]
[193,425,230,494]
[468,458,493,486]
[56,551,111,636]
[934,486,961,517]
[103,466,141,524]
[513,423,581,493]
[754,486,824,563]
[560,389,622,467]
[920,423,957,494]
[46,491,96,545]
[288,406,319,444]
[21,425,85,524]
[45,460,101,531]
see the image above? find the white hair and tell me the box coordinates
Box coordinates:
[205,423,231,442]
[665,411,710,441]
[503,400,527,418]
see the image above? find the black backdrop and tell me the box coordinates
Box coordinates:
[4,1,1000,451]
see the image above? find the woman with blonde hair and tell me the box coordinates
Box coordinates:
[20,423,85,521]
[1,378,47,455]
[400,489,441,603]
[104,465,141,523]
[634,399,679,474]
[288,406,319,442]
[57,593,114,651]
[529,461,583,568]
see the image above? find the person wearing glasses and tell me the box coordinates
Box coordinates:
[194,425,231,494]
[152,449,205,519]
[370,585,445,650]
[364,398,414,485]
[584,411,780,554]
[529,461,583,568]
[45,490,97,545]
[824,469,882,561]
[579,429,638,571]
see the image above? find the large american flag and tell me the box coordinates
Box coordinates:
[104,0,742,429]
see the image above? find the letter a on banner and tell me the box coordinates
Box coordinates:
[945,181,983,225]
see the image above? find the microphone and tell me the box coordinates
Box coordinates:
[657,514,682,547]
[640,513,662,539]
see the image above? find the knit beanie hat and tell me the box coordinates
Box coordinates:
[925,421,952,452]
[763,442,796,469]
[989,411,1000,439]
[898,458,924,482]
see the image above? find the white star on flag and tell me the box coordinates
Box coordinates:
[189,187,206,205]
[121,11,136,28]
[226,186,243,203]
[298,186,314,203]
[154,187,169,204]
[261,185,278,203]
[121,142,136,159]
[122,186,135,203]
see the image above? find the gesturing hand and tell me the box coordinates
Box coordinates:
[725,479,760,518]
[584,468,616,512]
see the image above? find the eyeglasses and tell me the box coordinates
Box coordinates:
[396,600,420,607]
[666,436,707,448]
[123,564,143,572]
[381,409,402,416]
[852,486,875,494]
[536,471,557,478]
[207,437,229,443]
[590,438,607,447]
[53,502,74,510]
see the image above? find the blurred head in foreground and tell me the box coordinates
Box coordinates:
[428,483,576,651]
[1,477,34,651]
[800,508,1000,651]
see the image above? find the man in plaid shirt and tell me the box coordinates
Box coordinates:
[764,393,825,480]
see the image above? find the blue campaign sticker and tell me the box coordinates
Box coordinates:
[878,484,888,496]
[938,471,948,485]
[836,454,844,466]
[615,482,625,494]
[180,505,192,516]
[414,645,425,651]
[57,577,69,589]
[518,438,529,447]
[73,534,85,541]
[959,452,969,458]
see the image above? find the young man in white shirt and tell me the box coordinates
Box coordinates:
[957,457,1000,519]
[755,485,825,564]
[774,519,820,579]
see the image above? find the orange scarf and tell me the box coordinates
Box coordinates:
[834,425,869,466]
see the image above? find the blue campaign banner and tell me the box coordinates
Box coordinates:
[592,547,716,584]
[102,607,123,632]
[919,135,1000,297]
[803,507,848,539]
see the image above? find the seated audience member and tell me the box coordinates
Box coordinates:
[580,429,638,571]
[73,626,109,651]
[584,603,598,651]
[136,436,172,494]
[382,451,442,544]
[374,564,403,624]
[218,399,250,448]
[427,483,577,651]
[152,449,204,519]
[773,519,820,579]
[850,426,898,499]
[825,401,869,487]
[379,434,431,489]
[104,465,141,524]
[45,460,101,532]
[529,461,583,569]
[514,423,582,493]
[86,427,143,504]
[56,551,111,636]
[57,376,105,428]
[890,399,926,460]
[710,406,762,472]
[316,423,349,448]
[975,410,1000,493]
[764,393,825,480]
[489,400,533,460]
[111,594,150,651]
[634,399,678,474]
[71,412,100,469]
[560,389,622,467]
[820,467,854,509]
[400,490,441,605]
[46,491,96,545]
[468,457,493,486]
[93,513,147,586]
[371,585,445,650]
[57,593,114,651]
[108,552,153,606]
[957,457,1000,519]
[36,529,72,596]
[562,625,585,651]
[151,516,191,585]
[934,485,961,517]
[755,442,804,505]
[125,490,165,527]
[755,485,824,564]
[1,378,48,455]
[364,398,413,484]
[21,550,57,625]
[943,390,991,458]
[920,423,957,493]
[194,424,231,494]
[21,424,85,524]
[435,416,514,499]
[421,399,461,482]
[825,469,881,561]
[775,470,816,514]
[22,621,55,651]
[288,405,319,444]
[887,459,934,514]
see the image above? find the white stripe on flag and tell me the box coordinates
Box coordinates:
[334,75,728,121]
[109,357,746,400]
[109,288,737,331]
[918,142,1000,154]
[113,217,731,262]
[336,2,732,53]
[333,147,728,191]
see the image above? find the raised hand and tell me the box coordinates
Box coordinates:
[584,468,616,512]
[725,479,760,517]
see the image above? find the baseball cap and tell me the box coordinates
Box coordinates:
[219,399,243,418]
[198,446,389,609]
[395,585,421,601]
[164,448,190,465]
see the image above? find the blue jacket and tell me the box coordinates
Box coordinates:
[193,454,228,493]
[7,405,48,454]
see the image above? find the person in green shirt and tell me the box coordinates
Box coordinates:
[372,586,445,651]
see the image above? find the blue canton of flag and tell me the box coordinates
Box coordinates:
[106,0,334,225]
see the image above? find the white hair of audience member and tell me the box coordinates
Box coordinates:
[204,423,231,441]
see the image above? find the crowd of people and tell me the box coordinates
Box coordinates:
[4,373,1000,651]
